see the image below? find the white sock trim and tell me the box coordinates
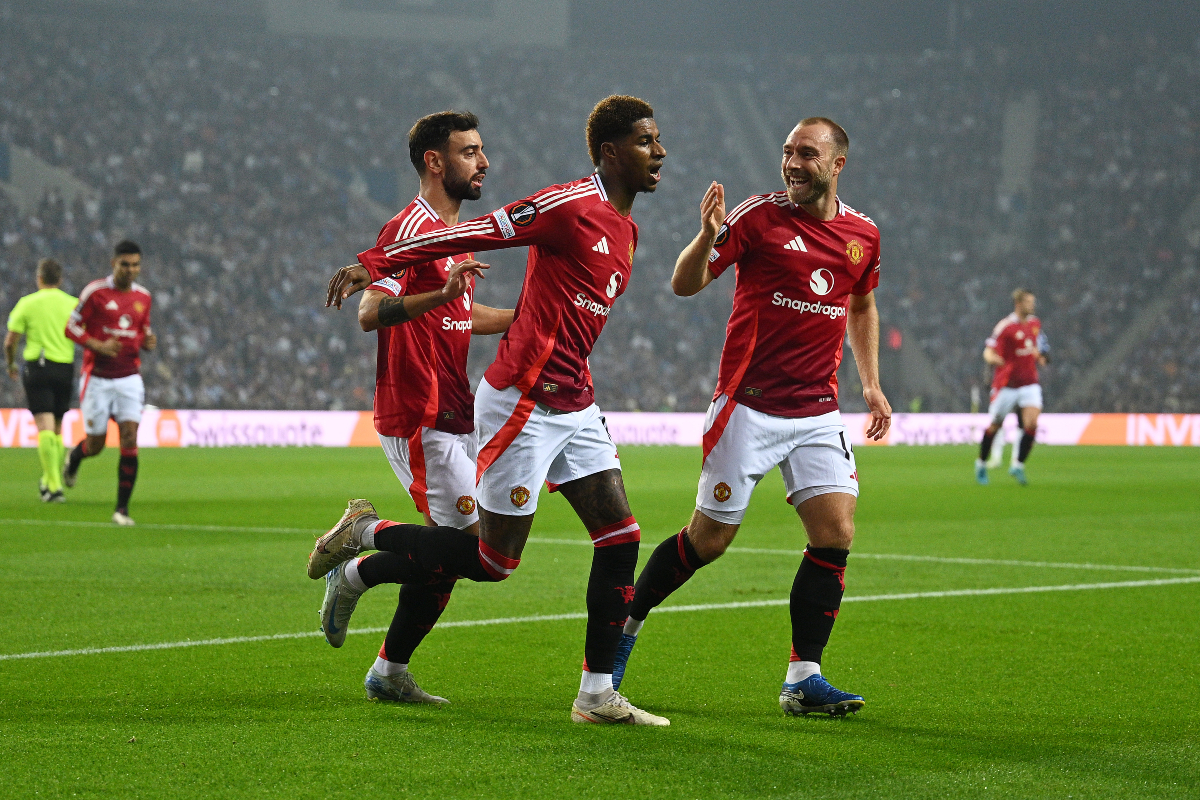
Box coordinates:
[786,660,821,684]
[623,617,644,636]
[343,557,368,592]
[372,656,408,676]
[579,670,614,694]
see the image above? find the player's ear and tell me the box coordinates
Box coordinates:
[424,148,443,176]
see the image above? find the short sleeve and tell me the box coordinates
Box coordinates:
[851,240,881,296]
[7,299,27,333]
[707,218,751,279]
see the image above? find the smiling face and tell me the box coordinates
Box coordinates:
[437,129,488,201]
[111,252,141,290]
[608,117,666,194]
[781,122,845,206]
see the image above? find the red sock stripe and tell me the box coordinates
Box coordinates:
[477,540,520,580]
[373,519,399,534]
[120,447,138,457]
[803,549,847,591]
[588,516,640,547]
[379,642,388,660]
[676,528,696,571]
[790,644,801,662]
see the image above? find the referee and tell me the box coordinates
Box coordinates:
[5,258,78,502]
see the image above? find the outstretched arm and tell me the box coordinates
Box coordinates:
[672,182,725,297]
[847,291,891,441]
[357,260,487,331]
[471,303,514,335]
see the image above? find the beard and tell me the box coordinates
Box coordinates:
[444,164,483,201]
[784,165,833,206]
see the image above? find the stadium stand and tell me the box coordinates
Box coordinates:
[2,16,1197,414]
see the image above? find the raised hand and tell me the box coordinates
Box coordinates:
[326,264,371,309]
[441,259,489,301]
[700,181,726,241]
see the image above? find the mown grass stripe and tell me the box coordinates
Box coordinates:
[4,575,1197,662]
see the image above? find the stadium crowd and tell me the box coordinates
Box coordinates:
[2,16,1197,414]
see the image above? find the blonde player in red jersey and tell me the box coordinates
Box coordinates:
[975,288,1049,486]
[321,96,669,725]
[63,240,156,526]
[308,111,513,705]
[613,118,891,717]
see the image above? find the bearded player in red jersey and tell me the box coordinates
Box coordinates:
[63,240,156,526]
[321,96,669,725]
[308,111,514,705]
[612,117,891,717]
[975,288,1049,487]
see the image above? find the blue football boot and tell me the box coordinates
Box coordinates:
[975,461,989,485]
[1009,464,1028,486]
[780,674,865,716]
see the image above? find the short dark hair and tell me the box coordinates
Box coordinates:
[408,111,480,174]
[37,258,62,286]
[113,239,141,258]
[798,117,850,158]
[586,95,654,166]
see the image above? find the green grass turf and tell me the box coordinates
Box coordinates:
[1,444,1198,799]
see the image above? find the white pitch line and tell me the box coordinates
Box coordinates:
[3,576,1198,662]
[3,520,1196,575]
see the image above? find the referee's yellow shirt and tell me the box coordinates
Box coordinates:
[6,287,79,364]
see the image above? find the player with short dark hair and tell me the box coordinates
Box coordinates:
[63,240,156,525]
[5,258,78,502]
[321,94,670,725]
[612,117,891,717]
[975,289,1048,486]
[309,110,513,705]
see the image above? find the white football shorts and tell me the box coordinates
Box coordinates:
[696,396,858,525]
[379,428,479,529]
[80,373,144,435]
[474,380,621,516]
[988,384,1043,424]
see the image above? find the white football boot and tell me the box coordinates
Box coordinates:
[308,499,376,579]
[364,667,449,704]
[571,690,670,726]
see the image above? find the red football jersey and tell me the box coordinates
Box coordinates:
[369,196,475,438]
[707,193,881,418]
[65,276,152,379]
[358,174,636,412]
[986,313,1042,390]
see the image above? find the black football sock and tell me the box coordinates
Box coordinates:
[356,550,439,587]
[790,547,849,664]
[373,522,515,583]
[628,528,709,622]
[583,540,640,674]
[67,441,88,473]
[979,429,997,461]
[1017,429,1036,463]
[115,448,138,513]
[379,576,458,665]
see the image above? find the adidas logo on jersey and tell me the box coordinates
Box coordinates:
[592,237,610,254]
[105,300,119,310]
[783,235,808,252]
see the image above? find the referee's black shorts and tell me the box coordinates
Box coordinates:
[22,360,75,419]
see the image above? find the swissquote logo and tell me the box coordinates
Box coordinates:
[783,234,808,252]
[809,268,834,296]
[592,237,610,254]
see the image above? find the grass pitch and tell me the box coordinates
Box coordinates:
[1,444,1198,799]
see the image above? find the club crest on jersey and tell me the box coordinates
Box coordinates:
[713,482,732,503]
[509,201,538,227]
[628,241,636,262]
[845,239,864,265]
[510,486,531,507]
[134,301,145,313]
[714,224,730,247]
[456,495,476,515]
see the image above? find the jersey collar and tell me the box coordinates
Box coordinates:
[590,172,608,202]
